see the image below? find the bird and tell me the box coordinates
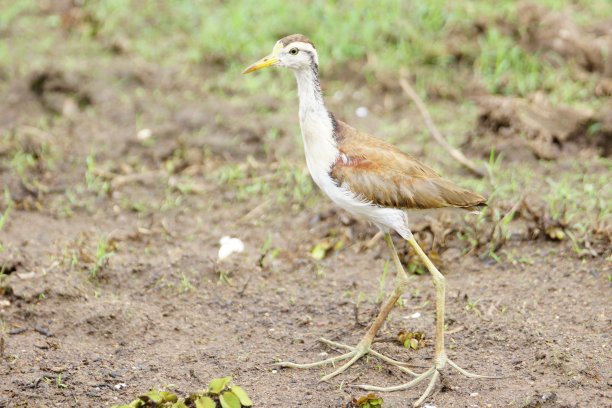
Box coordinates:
[243,34,492,407]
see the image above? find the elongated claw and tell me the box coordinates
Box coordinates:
[275,350,356,369]
[353,367,435,393]
[353,358,501,407]
[274,337,420,381]
[446,358,503,379]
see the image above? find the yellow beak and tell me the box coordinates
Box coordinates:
[242,54,279,74]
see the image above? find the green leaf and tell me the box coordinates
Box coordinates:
[171,401,189,408]
[219,391,241,408]
[230,386,253,406]
[160,391,179,402]
[209,377,232,394]
[141,390,178,403]
[195,396,217,408]
[310,242,327,260]
[112,398,145,408]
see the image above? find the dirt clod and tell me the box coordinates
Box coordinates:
[516,2,612,77]
[475,94,610,159]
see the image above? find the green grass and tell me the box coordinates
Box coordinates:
[88,237,114,278]
[1,0,610,252]
[459,154,612,255]
[3,0,609,109]
[211,159,316,209]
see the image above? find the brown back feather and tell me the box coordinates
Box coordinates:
[329,120,487,210]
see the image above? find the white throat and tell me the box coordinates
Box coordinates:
[293,67,338,188]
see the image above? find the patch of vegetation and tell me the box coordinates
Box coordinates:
[348,393,384,408]
[397,330,426,350]
[211,159,316,210]
[88,237,115,278]
[112,377,253,408]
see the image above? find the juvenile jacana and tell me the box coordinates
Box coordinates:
[243,34,492,407]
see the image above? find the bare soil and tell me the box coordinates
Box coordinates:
[1,4,611,408]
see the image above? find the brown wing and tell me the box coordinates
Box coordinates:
[330,120,486,210]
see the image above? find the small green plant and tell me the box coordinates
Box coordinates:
[89,237,114,278]
[85,153,110,196]
[112,377,253,408]
[465,298,482,317]
[179,274,195,292]
[397,330,426,350]
[258,234,280,268]
[0,201,11,233]
[376,260,390,304]
[0,190,12,254]
[310,234,344,261]
[349,393,384,408]
[56,373,68,389]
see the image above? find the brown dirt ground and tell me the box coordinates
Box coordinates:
[1,6,611,408]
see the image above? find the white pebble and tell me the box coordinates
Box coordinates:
[137,128,152,141]
[218,236,245,261]
[410,312,421,319]
[114,383,128,390]
[355,106,368,118]
[470,392,479,397]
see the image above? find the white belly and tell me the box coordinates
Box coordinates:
[302,132,412,239]
[298,104,411,239]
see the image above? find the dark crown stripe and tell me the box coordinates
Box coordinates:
[279,34,315,48]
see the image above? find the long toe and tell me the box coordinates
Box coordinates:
[276,337,419,381]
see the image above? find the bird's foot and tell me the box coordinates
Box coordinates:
[274,337,420,381]
[352,355,499,407]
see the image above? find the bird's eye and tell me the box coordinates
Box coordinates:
[289,48,299,55]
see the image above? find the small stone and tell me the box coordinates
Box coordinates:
[355,106,369,118]
[34,326,53,337]
[218,236,244,261]
[17,271,36,280]
[136,128,152,141]
[114,383,128,390]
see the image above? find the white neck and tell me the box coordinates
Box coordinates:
[294,67,326,115]
[293,66,339,189]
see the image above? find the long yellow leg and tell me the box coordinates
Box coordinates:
[359,232,410,345]
[355,235,496,407]
[276,232,419,379]
[406,236,446,368]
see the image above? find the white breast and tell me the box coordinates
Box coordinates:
[299,112,412,240]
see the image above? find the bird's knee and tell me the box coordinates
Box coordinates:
[433,274,445,288]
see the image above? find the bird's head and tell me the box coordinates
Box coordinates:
[243,34,318,74]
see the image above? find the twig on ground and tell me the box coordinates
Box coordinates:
[362,230,383,251]
[399,77,487,178]
[353,302,366,327]
[238,276,251,296]
[110,170,167,190]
